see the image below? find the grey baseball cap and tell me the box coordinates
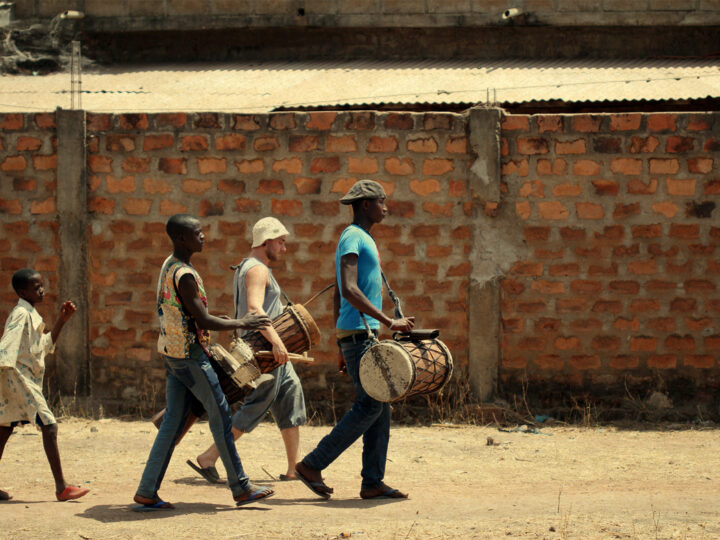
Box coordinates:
[340,179,387,205]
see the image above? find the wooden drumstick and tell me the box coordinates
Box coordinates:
[255,350,314,363]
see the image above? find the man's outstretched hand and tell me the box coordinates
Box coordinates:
[237,312,271,330]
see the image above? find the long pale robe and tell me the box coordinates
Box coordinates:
[0,299,56,426]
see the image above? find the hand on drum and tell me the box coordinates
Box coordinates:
[236,311,271,330]
[272,340,289,365]
[389,316,415,332]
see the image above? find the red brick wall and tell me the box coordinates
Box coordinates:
[0,113,59,323]
[84,111,470,408]
[500,112,720,393]
[5,107,717,413]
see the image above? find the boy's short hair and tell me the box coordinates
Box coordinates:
[12,268,39,294]
[166,214,198,240]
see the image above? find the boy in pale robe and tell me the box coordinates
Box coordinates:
[0,268,89,502]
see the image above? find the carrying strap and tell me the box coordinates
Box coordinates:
[381,271,404,319]
[229,258,292,340]
[230,258,292,310]
[359,270,403,343]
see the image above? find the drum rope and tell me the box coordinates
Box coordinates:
[359,270,403,343]
[303,282,335,307]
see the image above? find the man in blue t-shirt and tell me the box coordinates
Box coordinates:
[295,179,415,500]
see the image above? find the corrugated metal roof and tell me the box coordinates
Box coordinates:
[1,59,718,112]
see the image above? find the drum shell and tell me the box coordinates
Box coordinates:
[242,304,320,372]
[211,359,248,404]
[359,338,453,403]
[208,342,256,405]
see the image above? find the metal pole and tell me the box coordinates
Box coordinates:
[70,40,82,109]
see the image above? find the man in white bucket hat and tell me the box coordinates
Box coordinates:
[189,217,307,483]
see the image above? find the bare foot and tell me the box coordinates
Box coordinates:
[360,483,408,499]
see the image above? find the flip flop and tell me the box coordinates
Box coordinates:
[56,485,90,501]
[278,474,298,481]
[186,459,225,484]
[295,468,333,499]
[360,486,408,500]
[234,484,274,507]
[132,500,175,512]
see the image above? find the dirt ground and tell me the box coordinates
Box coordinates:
[1,418,718,540]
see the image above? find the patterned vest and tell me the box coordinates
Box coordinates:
[156,256,211,359]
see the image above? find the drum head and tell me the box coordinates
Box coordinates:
[288,304,321,349]
[230,338,255,364]
[359,341,414,403]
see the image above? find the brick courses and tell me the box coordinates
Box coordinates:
[501,112,720,390]
[83,111,470,406]
[2,107,719,412]
[0,113,59,327]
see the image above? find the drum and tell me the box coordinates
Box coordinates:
[358,338,454,403]
[150,339,259,439]
[242,304,321,372]
[208,340,258,404]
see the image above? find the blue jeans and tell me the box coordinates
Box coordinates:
[302,336,390,489]
[136,343,250,499]
[232,361,307,432]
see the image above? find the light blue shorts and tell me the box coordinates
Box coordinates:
[231,360,307,432]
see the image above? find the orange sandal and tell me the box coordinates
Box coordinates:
[56,485,89,501]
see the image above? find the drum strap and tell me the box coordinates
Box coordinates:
[229,258,293,340]
[231,258,293,305]
[381,271,404,319]
[359,270,403,343]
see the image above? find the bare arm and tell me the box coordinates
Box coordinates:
[51,301,76,344]
[245,265,288,363]
[339,254,415,331]
[177,274,269,331]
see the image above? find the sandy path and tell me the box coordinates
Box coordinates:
[1,418,718,539]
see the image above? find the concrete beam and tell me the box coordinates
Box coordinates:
[468,278,500,401]
[466,107,502,401]
[56,108,90,396]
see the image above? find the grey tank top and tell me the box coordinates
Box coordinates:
[233,257,284,337]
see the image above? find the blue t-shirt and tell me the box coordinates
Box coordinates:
[336,224,382,330]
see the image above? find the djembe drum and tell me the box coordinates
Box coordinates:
[151,303,321,440]
[241,303,320,372]
[358,334,453,403]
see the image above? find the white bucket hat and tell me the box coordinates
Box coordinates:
[252,217,290,248]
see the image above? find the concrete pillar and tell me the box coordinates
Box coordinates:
[56,108,90,395]
[466,107,502,401]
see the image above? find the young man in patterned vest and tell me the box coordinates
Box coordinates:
[133,214,274,510]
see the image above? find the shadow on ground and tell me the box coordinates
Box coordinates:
[76,502,269,522]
